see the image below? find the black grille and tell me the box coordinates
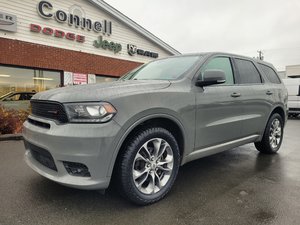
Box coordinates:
[289,108,300,112]
[24,140,57,171]
[31,100,68,123]
[28,118,50,129]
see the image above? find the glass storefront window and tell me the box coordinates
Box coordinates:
[0,65,61,135]
[0,65,61,97]
[96,75,118,83]
[0,67,120,135]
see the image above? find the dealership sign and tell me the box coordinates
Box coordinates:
[37,1,112,35]
[30,24,85,43]
[73,73,87,85]
[93,36,122,53]
[0,11,17,32]
[127,44,159,58]
[27,1,160,58]
[64,72,91,86]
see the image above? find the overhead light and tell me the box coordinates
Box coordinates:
[0,74,11,77]
[33,77,53,81]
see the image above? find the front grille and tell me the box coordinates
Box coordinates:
[31,100,68,123]
[24,140,57,171]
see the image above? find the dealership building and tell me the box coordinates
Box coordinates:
[0,0,179,96]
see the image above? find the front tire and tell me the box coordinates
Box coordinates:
[117,127,180,205]
[255,113,284,154]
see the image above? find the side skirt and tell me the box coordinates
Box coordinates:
[182,135,260,165]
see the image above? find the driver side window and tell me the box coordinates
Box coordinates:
[200,57,234,85]
[5,94,20,101]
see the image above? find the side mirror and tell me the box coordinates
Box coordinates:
[196,69,226,87]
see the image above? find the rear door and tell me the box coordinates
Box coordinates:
[232,58,273,137]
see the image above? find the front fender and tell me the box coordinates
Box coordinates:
[106,111,191,178]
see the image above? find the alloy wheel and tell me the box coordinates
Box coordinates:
[132,138,174,195]
[269,118,282,149]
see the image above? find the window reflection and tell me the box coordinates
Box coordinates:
[0,65,61,97]
[96,75,117,83]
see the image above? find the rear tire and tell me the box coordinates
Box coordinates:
[117,127,180,205]
[255,113,283,154]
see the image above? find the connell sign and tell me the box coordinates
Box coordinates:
[37,1,112,35]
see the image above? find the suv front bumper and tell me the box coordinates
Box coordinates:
[23,115,122,190]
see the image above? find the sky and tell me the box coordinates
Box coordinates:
[105,0,300,71]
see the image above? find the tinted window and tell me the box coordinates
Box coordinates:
[28,93,34,100]
[202,57,234,84]
[259,64,281,84]
[235,59,262,84]
[22,93,34,100]
[18,94,28,100]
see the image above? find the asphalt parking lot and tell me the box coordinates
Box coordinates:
[0,119,300,225]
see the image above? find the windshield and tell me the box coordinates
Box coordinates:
[120,56,201,81]
[0,92,13,100]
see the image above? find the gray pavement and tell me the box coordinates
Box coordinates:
[0,119,300,225]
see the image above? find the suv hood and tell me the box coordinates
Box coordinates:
[32,80,171,103]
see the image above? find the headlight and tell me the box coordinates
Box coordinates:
[64,102,117,123]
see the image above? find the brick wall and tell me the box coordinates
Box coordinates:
[0,38,142,77]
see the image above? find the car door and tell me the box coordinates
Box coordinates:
[232,58,273,137]
[194,56,244,150]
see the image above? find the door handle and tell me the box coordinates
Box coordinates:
[231,92,241,98]
[266,90,273,95]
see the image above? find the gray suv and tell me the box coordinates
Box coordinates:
[23,53,288,205]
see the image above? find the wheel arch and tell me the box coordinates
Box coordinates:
[107,114,186,179]
[255,105,285,153]
[270,105,286,127]
[259,105,286,139]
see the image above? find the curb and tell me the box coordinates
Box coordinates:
[0,134,23,141]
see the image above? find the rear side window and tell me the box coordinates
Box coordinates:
[259,64,281,84]
[235,59,262,84]
[202,57,234,85]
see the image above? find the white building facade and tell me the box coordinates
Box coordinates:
[0,0,179,94]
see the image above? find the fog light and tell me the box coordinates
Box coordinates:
[63,161,91,177]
